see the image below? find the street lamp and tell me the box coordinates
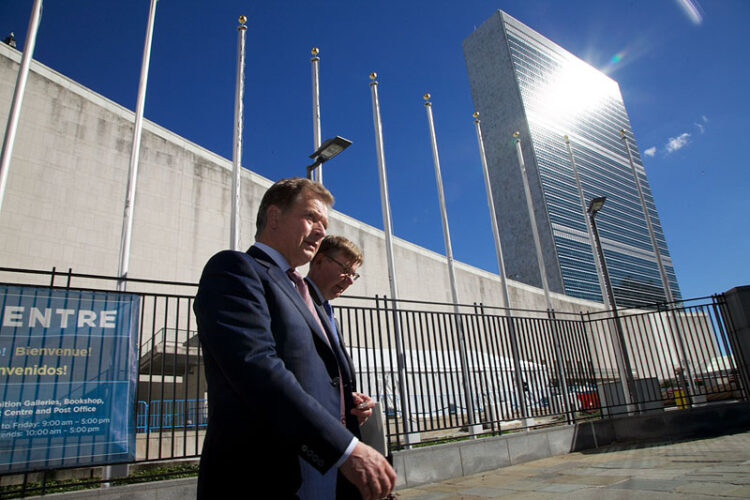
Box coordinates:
[306,135,352,180]
[587,196,636,414]
[588,196,606,215]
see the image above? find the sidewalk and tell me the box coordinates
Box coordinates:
[396,430,750,499]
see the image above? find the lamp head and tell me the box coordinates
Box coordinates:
[588,196,607,215]
[310,136,352,162]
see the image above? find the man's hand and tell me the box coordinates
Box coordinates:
[351,392,375,425]
[340,442,396,500]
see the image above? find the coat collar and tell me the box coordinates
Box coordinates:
[248,245,336,352]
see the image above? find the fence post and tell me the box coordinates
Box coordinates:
[719,287,750,400]
[474,302,495,434]
[580,311,606,420]
[500,304,528,429]
[383,295,415,447]
[548,309,574,424]
[661,302,698,405]
[453,307,480,436]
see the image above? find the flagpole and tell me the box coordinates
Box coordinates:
[424,94,478,435]
[117,0,158,289]
[311,48,322,184]
[564,136,608,305]
[620,129,696,398]
[620,129,673,303]
[369,73,414,446]
[230,15,247,251]
[474,113,527,428]
[474,113,511,310]
[0,0,43,216]
[565,135,634,414]
[513,131,572,422]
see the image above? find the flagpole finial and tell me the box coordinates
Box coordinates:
[563,135,569,142]
[473,111,479,118]
[238,15,247,30]
[238,15,247,25]
[620,128,627,137]
[513,131,519,138]
[311,47,319,56]
[423,93,431,106]
[370,72,377,80]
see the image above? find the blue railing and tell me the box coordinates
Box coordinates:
[136,399,208,433]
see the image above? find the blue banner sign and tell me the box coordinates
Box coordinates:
[0,286,139,473]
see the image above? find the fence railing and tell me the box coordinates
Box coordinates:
[0,266,746,496]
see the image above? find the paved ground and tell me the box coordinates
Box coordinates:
[396,430,750,499]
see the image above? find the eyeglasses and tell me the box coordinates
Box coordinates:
[324,254,360,281]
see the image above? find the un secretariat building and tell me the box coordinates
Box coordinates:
[464,11,681,308]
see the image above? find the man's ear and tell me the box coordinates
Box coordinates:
[266,205,281,230]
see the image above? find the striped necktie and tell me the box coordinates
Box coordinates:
[287,268,346,424]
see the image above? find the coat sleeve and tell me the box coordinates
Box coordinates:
[194,250,354,472]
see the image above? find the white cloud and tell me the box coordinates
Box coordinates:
[694,115,708,134]
[644,146,657,157]
[666,132,691,153]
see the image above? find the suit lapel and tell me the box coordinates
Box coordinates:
[307,281,353,383]
[248,247,334,351]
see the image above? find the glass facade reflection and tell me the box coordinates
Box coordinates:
[464,11,680,308]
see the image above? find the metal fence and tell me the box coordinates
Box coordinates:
[335,293,745,448]
[0,266,746,496]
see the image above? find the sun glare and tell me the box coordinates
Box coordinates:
[527,57,619,127]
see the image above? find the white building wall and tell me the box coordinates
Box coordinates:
[0,43,604,315]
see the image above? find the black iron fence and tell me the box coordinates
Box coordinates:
[335,292,745,448]
[0,266,746,496]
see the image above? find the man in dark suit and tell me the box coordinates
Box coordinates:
[306,236,374,430]
[194,178,396,499]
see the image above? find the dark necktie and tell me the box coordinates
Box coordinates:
[323,301,339,344]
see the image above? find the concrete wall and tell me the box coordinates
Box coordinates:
[0,42,604,316]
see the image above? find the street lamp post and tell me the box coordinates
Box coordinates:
[305,136,352,180]
[587,196,636,414]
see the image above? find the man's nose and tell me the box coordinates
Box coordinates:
[312,221,326,237]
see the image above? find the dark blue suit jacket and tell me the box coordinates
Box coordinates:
[194,247,356,498]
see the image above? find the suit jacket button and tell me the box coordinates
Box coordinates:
[330,376,340,387]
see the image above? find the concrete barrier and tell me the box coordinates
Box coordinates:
[24,401,750,498]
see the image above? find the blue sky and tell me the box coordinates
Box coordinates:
[1,0,748,300]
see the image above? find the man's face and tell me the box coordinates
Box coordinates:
[309,250,360,301]
[268,189,329,268]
